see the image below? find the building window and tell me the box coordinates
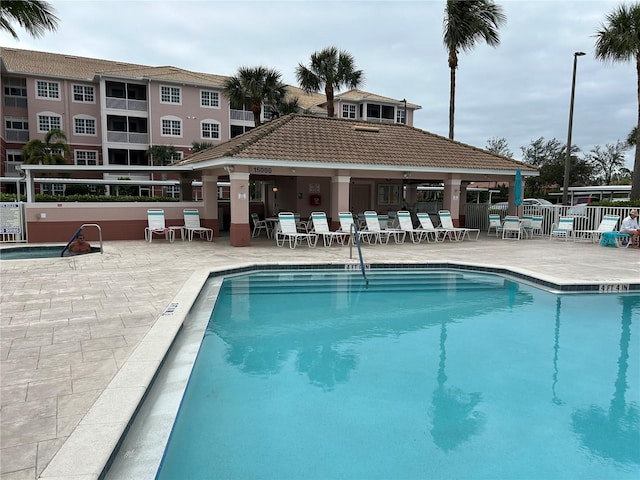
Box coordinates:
[377,184,401,205]
[36,80,60,99]
[75,150,98,165]
[201,121,220,139]
[164,185,181,198]
[38,114,62,132]
[201,90,219,108]
[41,183,65,195]
[342,104,356,119]
[160,86,181,104]
[161,118,182,136]
[396,109,406,124]
[73,84,95,103]
[5,117,29,130]
[74,117,97,135]
[3,77,27,97]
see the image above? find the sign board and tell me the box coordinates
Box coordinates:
[0,203,22,234]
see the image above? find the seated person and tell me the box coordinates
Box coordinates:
[620,209,640,248]
[68,233,91,254]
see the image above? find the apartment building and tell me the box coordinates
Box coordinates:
[0,47,420,196]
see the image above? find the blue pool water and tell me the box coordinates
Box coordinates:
[0,245,100,260]
[156,270,640,480]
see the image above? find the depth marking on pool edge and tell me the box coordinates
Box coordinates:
[163,303,179,315]
[598,284,630,293]
[344,263,370,271]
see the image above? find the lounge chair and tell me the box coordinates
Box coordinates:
[501,216,522,240]
[438,210,480,241]
[310,212,349,247]
[416,213,444,242]
[550,216,574,241]
[275,212,318,248]
[574,215,619,243]
[529,215,544,237]
[397,211,429,243]
[145,209,175,242]
[488,214,502,237]
[182,209,213,241]
[337,212,375,245]
[251,213,270,238]
[363,211,405,244]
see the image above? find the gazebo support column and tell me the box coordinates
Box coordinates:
[228,170,251,247]
[443,178,462,226]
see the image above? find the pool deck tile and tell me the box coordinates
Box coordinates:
[1,235,639,479]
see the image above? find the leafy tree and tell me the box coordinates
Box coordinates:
[22,128,70,164]
[485,136,513,157]
[0,0,58,39]
[269,96,301,119]
[296,46,364,118]
[191,141,215,153]
[443,0,506,139]
[628,126,637,146]
[146,145,177,166]
[223,66,287,127]
[586,140,629,185]
[594,2,640,200]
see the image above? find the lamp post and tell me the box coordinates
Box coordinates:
[562,51,586,205]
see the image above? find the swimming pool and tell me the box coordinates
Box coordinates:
[109,269,640,479]
[0,245,101,260]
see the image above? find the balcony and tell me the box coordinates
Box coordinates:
[106,131,149,144]
[230,109,254,122]
[4,129,29,142]
[4,161,23,177]
[105,97,148,112]
[4,96,28,109]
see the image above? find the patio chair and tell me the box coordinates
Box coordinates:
[310,212,349,247]
[416,213,444,242]
[550,216,574,241]
[501,216,522,240]
[251,213,270,238]
[438,210,480,241]
[574,215,619,243]
[397,211,429,243]
[529,215,544,237]
[145,209,175,242]
[182,209,213,241]
[363,211,405,244]
[275,212,318,248]
[488,214,502,237]
[337,212,375,245]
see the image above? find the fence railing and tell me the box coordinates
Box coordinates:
[465,204,637,236]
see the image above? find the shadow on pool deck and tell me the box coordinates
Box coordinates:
[1,236,639,479]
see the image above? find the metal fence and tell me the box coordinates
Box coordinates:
[465,204,637,236]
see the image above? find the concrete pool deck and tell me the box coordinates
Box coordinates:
[1,234,639,479]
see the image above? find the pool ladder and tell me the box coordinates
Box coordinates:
[349,223,368,286]
[61,223,103,257]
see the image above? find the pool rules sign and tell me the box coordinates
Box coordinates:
[1,203,22,235]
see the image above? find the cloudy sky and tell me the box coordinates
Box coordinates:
[1,0,635,167]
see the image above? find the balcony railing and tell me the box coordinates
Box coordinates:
[364,117,396,124]
[4,129,29,142]
[106,131,149,144]
[4,161,23,177]
[105,97,148,111]
[4,96,28,109]
[230,109,254,122]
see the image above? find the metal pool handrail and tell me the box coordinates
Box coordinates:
[349,222,368,286]
[61,223,103,256]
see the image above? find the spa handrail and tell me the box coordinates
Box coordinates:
[60,223,103,256]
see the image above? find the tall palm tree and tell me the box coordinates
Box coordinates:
[223,66,288,127]
[443,0,506,140]
[595,3,640,200]
[146,145,177,166]
[21,128,69,164]
[295,46,364,118]
[0,0,59,39]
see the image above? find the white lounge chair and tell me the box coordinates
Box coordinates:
[363,211,405,244]
[550,216,574,241]
[251,213,270,238]
[337,212,375,245]
[182,209,213,241]
[310,212,349,247]
[574,215,619,243]
[488,214,502,237]
[438,210,480,241]
[529,215,544,237]
[397,211,429,243]
[416,213,444,242]
[145,209,174,242]
[501,216,522,240]
[275,212,318,248]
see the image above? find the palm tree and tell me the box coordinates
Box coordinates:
[269,96,301,119]
[146,145,177,166]
[594,3,640,200]
[223,66,288,127]
[443,0,506,140]
[21,128,69,164]
[295,46,364,118]
[0,0,59,39]
[628,126,637,147]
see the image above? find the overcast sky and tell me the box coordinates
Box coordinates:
[1,0,635,168]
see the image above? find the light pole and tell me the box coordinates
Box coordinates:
[562,51,586,205]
